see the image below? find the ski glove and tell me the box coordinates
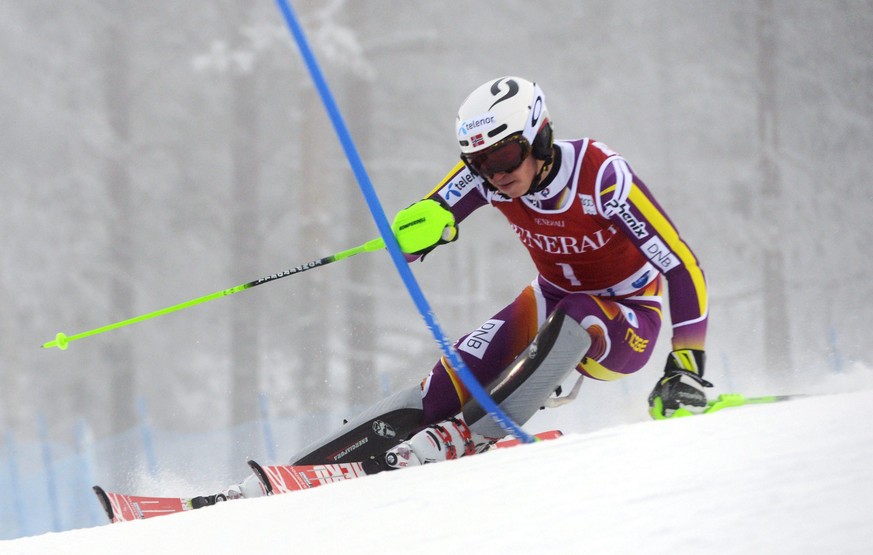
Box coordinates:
[648,349,713,419]
[391,199,458,257]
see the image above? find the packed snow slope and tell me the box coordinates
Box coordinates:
[4,390,872,555]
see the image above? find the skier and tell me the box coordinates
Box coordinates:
[207,76,710,502]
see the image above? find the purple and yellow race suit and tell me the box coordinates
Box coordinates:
[417,138,707,423]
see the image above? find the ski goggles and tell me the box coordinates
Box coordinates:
[461,133,532,177]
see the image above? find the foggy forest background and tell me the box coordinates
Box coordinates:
[2,0,872,455]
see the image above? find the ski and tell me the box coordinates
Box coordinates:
[247,459,366,495]
[93,429,563,523]
[651,392,807,420]
[492,428,563,448]
[249,429,564,494]
[92,485,202,523]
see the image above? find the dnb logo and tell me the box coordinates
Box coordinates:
[458,319,504,359]
[641,237,679,272]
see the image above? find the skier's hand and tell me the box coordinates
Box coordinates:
[648,349,713,419]
[391,199,458,257]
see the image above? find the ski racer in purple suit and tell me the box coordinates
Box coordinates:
[209,76,711,502]
[290,75,711,468]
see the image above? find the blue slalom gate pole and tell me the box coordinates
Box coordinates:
[5,432,28,537]
[259,393,278,463]
[37,415,61,532]
[274,0,533,443]
[137,397,158,477]
[75,420,103,527]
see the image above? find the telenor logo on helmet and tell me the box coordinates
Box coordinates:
[458,113,496,136]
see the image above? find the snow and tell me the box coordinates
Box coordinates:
[4,390,872,554]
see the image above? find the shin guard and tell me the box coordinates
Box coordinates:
[463,309,590,438]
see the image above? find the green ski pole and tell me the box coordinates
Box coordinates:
[42,238,385,351]
[651,392,807,420]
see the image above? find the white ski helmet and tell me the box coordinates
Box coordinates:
[456,76,553,177]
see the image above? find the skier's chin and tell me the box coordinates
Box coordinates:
[491,178,524,197]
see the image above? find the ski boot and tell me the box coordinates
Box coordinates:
[363,417,493,474]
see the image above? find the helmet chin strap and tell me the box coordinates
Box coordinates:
[525,145,557,195]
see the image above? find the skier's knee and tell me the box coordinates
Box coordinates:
[463,308,591,438]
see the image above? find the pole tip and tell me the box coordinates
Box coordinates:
[44,332,69,351]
